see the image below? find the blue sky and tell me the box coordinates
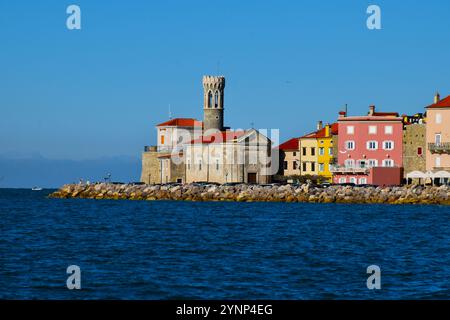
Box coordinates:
[1,0,450,162]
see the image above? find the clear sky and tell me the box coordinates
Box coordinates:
[1,0,450,161]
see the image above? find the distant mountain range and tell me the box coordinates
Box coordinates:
[0,155,141,188]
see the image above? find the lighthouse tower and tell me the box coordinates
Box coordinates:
[203,75,225,132]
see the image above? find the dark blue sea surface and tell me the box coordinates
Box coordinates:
[0,188,449,299]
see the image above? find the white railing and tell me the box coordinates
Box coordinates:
[330,165,370,174]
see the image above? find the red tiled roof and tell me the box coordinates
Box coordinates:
[300,123,338,139]
[276,138,299,150]
[373,112,399,117]
[157,118,202,127]
[427,95,450,108]
[190,130,247,144]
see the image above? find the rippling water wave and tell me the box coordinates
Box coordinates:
[0,188,449,299]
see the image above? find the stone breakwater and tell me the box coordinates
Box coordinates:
[49,183,450,205]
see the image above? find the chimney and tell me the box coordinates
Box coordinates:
[434,92,441,104]
[339,111,347,118]
[317,121,323,131]
[369,105,375,116]
[325,124,331,137]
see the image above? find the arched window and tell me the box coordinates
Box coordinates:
[214,91,219,108]
[208,91,213,108]
[417,147,423,156]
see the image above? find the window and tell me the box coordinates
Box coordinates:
[357,160,366,168]
[339,177,346,184]
[311,162,316,172]
[302,147,307,156]
[208,91,213,108]
[328,147,333,155]
[369,125,377,134]
[435,134,441,145]
[199,159,202,170]
[302,162,307,172]
[187,160,191,170]
[216,159,220,171]
[382,159,394,167]
[319,147,324,155]
[385,126,393,134]
[359,178,367,185]
[347,126,355,134]
[417,147,423,156]
[293,161,298,170]
[214,91,219,108]
[436,113,442,124]
[328,164,333,172]
[368,159,378,167]
[311,148,316,156]
[293,152,297,157]
[319,163,324,172]
[350,177,357,184]
[160,135,165,145]
[436,157,441,167]
[383,141,394,150]
[367,141,378,150]
[345,141,355,150]
[283,161,288,170]
[345,159,355,168]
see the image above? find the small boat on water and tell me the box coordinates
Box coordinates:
[31,187,43,191]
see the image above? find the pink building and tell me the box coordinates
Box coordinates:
[426,94,450,176]
[332,105,403,186]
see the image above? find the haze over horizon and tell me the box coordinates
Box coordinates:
[1,0,449,187]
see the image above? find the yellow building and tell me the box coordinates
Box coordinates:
[300,122,338,182]
[299,135,318,177]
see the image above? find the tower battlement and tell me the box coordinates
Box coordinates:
[202,76,225,90]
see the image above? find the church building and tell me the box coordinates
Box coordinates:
[140,75,273,184]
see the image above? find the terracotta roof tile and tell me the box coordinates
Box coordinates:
[427,95,450,108]
[190,130,247,144]
[157,118,202,127]
[276,138,299,150]
[372,112,399,117]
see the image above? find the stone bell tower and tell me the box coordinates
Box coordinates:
[203,75,225,131]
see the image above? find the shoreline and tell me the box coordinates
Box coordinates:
[49,183,450,205]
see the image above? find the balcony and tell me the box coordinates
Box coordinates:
[428,143,450,154]
[145,145,185,153]
[433,167,450,171]
[330,165,370,174]
[144,146,157,152]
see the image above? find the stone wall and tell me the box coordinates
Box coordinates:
[403,123,426,178]
[170,160,186,183]
[140,150,161,184]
